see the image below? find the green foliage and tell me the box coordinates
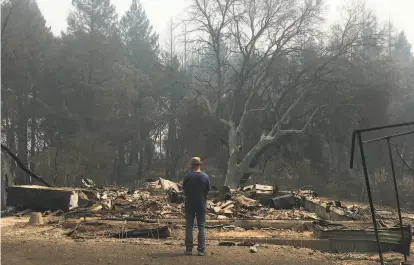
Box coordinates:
[120,0,159,72]
[1,0,413,207]
[68,0,118,36]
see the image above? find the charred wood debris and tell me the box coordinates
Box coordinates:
[2,177,408,222]
[2,178,413,245]
[3,178,370,221]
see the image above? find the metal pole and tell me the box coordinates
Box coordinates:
[386,138,407,262]
[350,121,414,169]
[357,132,384,265]
[357,121,414,133]
[350,131,357,168]
[363,130,414,144]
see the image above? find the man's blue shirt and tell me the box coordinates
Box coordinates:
[182,171,211,213]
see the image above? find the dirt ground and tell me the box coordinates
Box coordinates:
[0,238,339,265]
[1,216,412,265]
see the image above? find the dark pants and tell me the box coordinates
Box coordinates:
[185,210,206,252]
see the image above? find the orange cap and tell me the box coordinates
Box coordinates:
[191,157,201,165]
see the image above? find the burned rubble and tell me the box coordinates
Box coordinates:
[70,180,323,221]
[4,178,407,224]
[3,178,413,255]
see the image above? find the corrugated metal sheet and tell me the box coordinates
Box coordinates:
[312,220,412,256]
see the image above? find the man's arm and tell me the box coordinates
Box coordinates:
[204,174,211,196]
[182,173,189,196]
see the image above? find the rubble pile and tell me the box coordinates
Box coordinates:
[75,184,185,220]
[4,178,411,225]
[65,179,325,221]
[2,178,412,255]
[207,192,319,220]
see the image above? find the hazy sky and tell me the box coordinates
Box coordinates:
[37,0,414,47]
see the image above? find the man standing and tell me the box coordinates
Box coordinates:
[182,157,211,256]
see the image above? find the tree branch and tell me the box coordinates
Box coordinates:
[246,102,271,115]
[269,85,310,136]
[394,143,414,174]
[193,87,233,128]
[1,144,53,187]
[278,104,327,136]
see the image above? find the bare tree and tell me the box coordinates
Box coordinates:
[186,0,377,188]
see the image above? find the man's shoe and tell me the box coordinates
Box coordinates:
[184,249,192,255]
[197,250,205,256]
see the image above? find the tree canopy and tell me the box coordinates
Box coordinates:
[2,0,413,208]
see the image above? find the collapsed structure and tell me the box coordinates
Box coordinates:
[3,178,381,221]
[3,177,413,256]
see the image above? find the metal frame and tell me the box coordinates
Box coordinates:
[350,121,414,265]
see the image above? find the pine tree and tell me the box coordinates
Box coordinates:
[1,0,53,184]
[67,0,118,37]
[394,31,412,62]
[115,0,161,180]
[57,0,131,183]
[120,0,159,73]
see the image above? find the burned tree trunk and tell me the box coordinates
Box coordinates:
[224,124,241,188]
[1,153,15,208]
[16,98,29,184]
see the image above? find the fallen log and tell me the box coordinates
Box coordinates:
[1,144,53,187]
[100,217,158,223]
[112,226,171,239]
[6,185,78,212]
[218,241,236,246]
[218,241,255,246]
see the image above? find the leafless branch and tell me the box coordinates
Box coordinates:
[278,104,327,136]
[246,102,271,115]
[394,143,414,174]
